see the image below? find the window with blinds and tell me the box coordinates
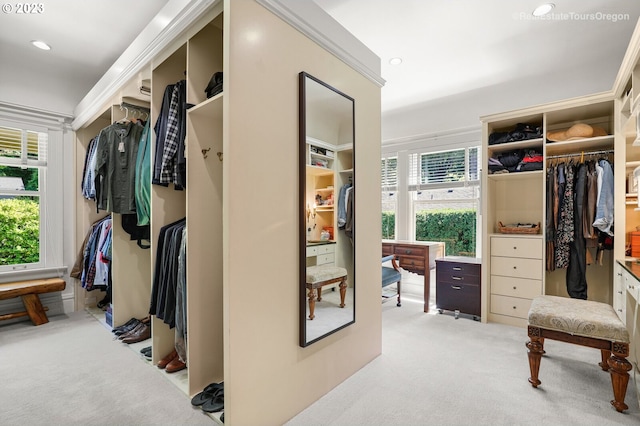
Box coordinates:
[381,156,397,190]
[408,147,479,190]
[0,125,47,167]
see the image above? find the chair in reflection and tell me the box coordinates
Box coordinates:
[382,255,401,307]
[305,265,348,320]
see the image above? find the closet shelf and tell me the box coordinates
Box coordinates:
[487,170,543,181]
[187,92,223,116]
[339,168,353,173]
[487,138,543,156]
[315,187,334,192]
[545,135,614,157]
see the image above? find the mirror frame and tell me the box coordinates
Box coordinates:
[299,71,356,347]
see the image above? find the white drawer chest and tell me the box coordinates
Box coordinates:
[489,235,543,327]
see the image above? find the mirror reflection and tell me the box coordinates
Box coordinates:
[299,72,355,347]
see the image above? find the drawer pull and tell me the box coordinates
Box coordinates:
[452,276,462,281]
[513,306,517,310]
[452,267,462,271]
[404,249,412,254]
[618,290,623,294]
[451,285,462,290]
[513,286,517,290]
[618,309,623,312]
[513,246,517,250]
[513,266,517,270]
[617,272,622,276]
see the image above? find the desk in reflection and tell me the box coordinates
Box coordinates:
[382,240,445,313]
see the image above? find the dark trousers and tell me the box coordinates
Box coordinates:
[566,163,588,299]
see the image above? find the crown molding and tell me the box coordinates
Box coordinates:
[256,0,385,88]
[71,0,220,130]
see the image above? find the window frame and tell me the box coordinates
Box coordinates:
[0,117,63,276]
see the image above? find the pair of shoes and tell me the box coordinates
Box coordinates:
[191,382,224,406]
[192,382,224,413]
[120,322,151,344]
[140,346,152,361]
[166,357,186,373]
[112,318,139,335]
[113,316,150,336]
[157,349,187,373]
[201,389,224,413]
[158,349,178,369]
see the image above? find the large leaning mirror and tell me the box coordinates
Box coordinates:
[299,72,355,347]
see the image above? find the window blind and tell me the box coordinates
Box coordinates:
[381,156,397,190]
[408,147,479,191]
[0,125,47,166]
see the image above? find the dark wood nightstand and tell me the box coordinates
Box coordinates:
[435,256,481,320]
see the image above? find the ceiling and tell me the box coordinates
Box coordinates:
[314,0,640,115]
[0,0,169,115]
[1,0,640,126]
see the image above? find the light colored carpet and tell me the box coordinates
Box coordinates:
[286,296,640,425]
[0,311,216,426]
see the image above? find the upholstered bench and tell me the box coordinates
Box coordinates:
[0,278,66,326]
[305,265,347,320]
[526,295,631,412]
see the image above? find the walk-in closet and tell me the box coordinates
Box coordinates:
[71,1,383,424]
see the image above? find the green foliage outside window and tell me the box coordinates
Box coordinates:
[382,209,476,256]
[382,211,395,239]
[0,198,40,265]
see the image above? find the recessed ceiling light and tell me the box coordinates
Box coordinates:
[30,40,51,51]
[389,57,403,65]
[532,3,555,17]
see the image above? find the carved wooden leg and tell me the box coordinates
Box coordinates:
[308,288,316,320]
[599,349,611,371]
[396,279,401,307]
[22,294,49,325]
[608,342,632,412]
[526,326,543,387]
[317,287,323,302]
[339,278,346,308]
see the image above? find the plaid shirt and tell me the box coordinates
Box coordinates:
[159,85,180,184]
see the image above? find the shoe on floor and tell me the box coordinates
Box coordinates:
[157,349,178,369]
[165,356,186,373]
[121,323,151,344]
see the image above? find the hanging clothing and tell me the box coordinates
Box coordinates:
[592,159,614,236]
[135,120,151,226]
[175,227,187,363]
[566,163,588,299]
[545,165,556,272]
[345,186,354,243]
[153,80,187,190]
[94,121,145,214]
[555,163,574,269]
[337,182,352,228]
[81,136,100,200]
[149,218,186,328]
[71,216,112,291]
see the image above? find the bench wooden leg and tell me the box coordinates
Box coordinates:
[526,326,543,387]
[608,342,632,413]
[339,278,346,308]
[21,294,49,325]
[308,288,316,320]
[600,349,611,371]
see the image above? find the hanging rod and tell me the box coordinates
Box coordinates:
[120,101,150,113]
[546,149,614,160]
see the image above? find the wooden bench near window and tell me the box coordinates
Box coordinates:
[0,278,66,326]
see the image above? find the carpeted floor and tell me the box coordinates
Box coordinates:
[2,280,639,425]
[286,296,640,425]
[0,311,217,425]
